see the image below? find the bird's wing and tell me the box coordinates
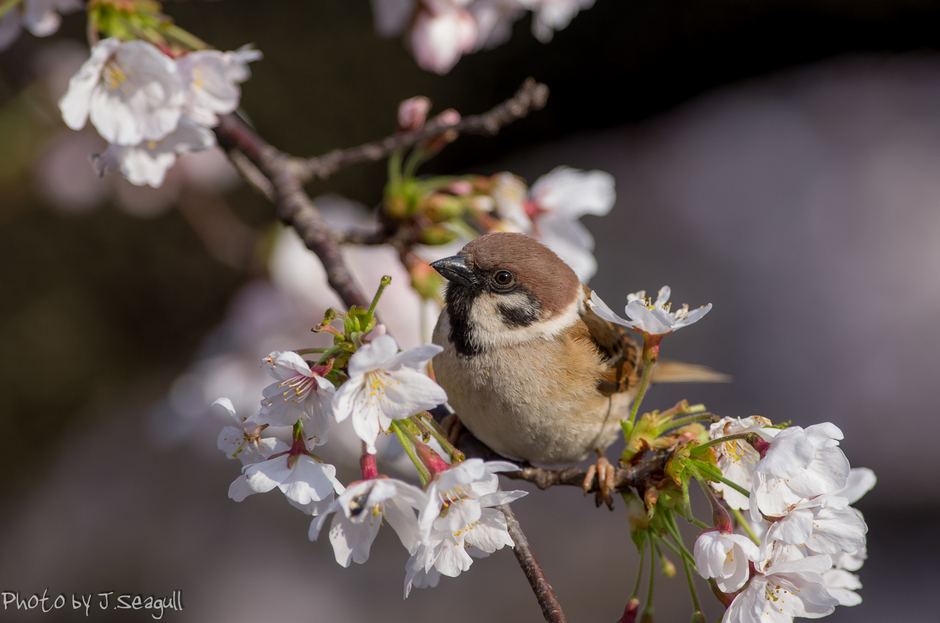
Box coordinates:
[578,294,641,397]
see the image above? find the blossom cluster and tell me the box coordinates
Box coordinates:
[216,333,527,596]
[57,37,260,187]
[695,417,875,623]
[372,0,596,73]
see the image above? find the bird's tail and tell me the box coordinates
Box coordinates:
[650,361,731,384]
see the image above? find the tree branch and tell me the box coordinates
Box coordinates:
[500,503,568,623]
[296,78,549,182]
[447,420,671,494]
[214,114,371,310]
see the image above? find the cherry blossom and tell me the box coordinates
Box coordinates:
[228,440,344,516]
[694,530,760,593]
[590,286,712,339]
[59,38,184,146]
[332,335,447,453]
[750,423,850,521]
[257,350,335,443]
[370,0,596,73]
[409,1,477,74]
[90,118,215,188]
[722,546,839,623]
[405,459,526,597]
[764,494,867,556]
[310,478,427,567]
[213,397,281,465]
[708,416,777,510]
[176,45,262,127]
[525,0,596,43]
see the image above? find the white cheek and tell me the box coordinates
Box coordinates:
[468,292,582,349]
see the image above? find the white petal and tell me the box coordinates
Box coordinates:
[835,467,877,505]
[530,167,615,217]
[227,474,254,502]
[348,334,399,377]
[279,457,339,505]
[58,38,121,131]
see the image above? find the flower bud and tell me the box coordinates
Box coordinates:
[398,96,431,132]
[617,598,640,623]
[421,192,465,223]
[660,555,676,578]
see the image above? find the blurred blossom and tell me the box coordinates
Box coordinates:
[410,2,478,75]
[59,38,185,146]
[35,128,238,216]
[0,0,81,52]
[470,0,526,50]
[57,37,260,188]
[91,118,216,188]
[31,39,89,104]
[176,45,262,127]
[371,0,595,73]
[33,129,110,214]
[524,0,596,43]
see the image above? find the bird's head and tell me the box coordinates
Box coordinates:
[430,232,583,356]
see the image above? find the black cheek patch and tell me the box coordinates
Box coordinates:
[497,291,541,328]
[446,284,481,357]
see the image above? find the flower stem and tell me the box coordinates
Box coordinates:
[694,462,750,499]
[366,275,392,325]
[652,531,683,561]
[401,146,426,179]
[689,433,751,457]
[628,349,656,426]
[667,413,715,429]
[680,544,703,614]
[390,420,431,487]
[161,23,210,51]
[631,532,647,600]
[663,510,697,564]
[414,412,465,463]
[295,347,330,355]
[360,444,378,480]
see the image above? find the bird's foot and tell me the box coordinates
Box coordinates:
[440,413,465,446]
[583,452,616,510]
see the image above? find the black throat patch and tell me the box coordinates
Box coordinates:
[445,283,482,357]
[446,283,542,357]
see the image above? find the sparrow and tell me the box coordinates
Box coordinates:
[429,232,723,505]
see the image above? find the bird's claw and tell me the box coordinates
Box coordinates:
[583,455,616,510]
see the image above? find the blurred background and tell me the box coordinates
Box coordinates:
[1,0,937,621]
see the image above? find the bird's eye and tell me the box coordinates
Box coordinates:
[493,270,514,286]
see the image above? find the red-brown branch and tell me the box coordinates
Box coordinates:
[296,78,549,182]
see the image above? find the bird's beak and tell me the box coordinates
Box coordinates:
[430,254,477,287]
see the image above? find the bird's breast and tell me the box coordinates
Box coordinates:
[431,309,632,465]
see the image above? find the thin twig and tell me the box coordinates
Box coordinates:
[500,503,568,623]
[296,78,549,181]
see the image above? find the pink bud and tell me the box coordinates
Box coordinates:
[363,324,387,343]
[398,96,431,132]
[447,180,473,195]
[435,108,461,127]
